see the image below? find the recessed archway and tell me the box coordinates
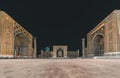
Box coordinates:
[57,48,64,57]
[14,33,29,58]
[92,34,104,56]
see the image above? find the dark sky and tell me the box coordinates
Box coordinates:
[0,0,120,52]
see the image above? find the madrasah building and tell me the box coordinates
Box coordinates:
[87,10,120,57]
[0,11,36,58]
[1,10,120,58]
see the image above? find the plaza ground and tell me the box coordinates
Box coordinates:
[0,59,120,78]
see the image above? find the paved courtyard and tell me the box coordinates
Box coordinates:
[0,59,120,78]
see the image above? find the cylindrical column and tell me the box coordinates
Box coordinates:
[82,38,85,58]
[77,49,79,57]
[33,37,37,58]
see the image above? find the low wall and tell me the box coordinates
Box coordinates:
[67,51,79,58]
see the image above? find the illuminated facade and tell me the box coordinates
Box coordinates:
[87,10,120,57]
[0,11,34,58]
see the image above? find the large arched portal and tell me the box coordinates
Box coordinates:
[14,33,29,58]
[92,34,104,56]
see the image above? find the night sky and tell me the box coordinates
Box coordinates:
[0,0,120,53]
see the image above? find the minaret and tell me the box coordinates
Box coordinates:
[33,37,37,58]
[82,38,85,58]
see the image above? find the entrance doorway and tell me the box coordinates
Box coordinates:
[92,34,104,56]
[57,48,64,57]
[14,33,29,58]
